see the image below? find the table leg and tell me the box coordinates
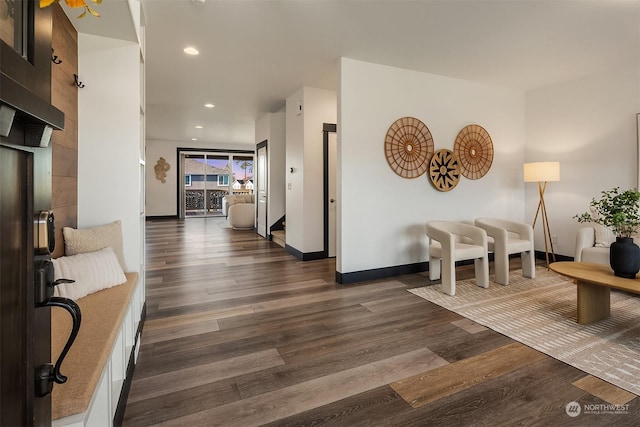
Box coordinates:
[576,280,610,324]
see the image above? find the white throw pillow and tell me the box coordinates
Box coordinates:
[52,247,127,300]
[594,223,616,247]
[63,220,126,271]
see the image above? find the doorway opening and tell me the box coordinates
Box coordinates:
[323,123,337,258]
[178,149,255,219]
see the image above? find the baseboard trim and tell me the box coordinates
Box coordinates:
[337,262,430,284]
[285,244,325,261]
[336,252,573,285]
[146,215,179,220]
[534,251,573,262]
[113,302,146,427]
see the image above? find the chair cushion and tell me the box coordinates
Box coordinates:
[429,241,485,261]
[581,246,610,265]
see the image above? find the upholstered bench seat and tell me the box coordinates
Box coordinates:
[51,272,138,420]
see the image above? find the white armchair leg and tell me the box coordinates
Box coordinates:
[494,252,509,285]
[441,254,456,295]
[522,250,535,279]
[475,256,489,288]
[429,256,441,280]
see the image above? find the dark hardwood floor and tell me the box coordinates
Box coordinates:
[123,217,638,426]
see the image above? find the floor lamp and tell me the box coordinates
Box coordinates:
[524,161,560,268]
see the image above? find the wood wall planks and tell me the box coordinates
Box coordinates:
[50,5,78,259]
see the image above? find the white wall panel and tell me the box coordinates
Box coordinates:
[525,64,640,256]
[339,58,526,274]
[78,34,141,272]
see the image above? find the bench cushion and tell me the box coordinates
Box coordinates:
[51,272,138,420]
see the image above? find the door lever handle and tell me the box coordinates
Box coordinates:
[35,296,81,396]
[34,258,75,304]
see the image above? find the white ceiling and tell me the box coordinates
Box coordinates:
[68,0,639,146]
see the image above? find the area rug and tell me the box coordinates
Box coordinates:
[409,267,640,396]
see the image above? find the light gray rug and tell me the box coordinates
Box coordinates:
[409,267,640,396]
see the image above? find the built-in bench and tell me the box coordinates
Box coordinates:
[51,272,145,426]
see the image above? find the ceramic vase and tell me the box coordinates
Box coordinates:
[610,237,640,278]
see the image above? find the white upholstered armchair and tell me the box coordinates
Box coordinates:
[227,203,255,230]
[474,218,535,286]
[574,224,612,265]
[425,221,489,296]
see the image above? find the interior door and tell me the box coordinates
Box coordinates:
[323,124,337,258]
[256,142,267,238]
[328,132,337,258]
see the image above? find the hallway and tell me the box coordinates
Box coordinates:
[122,217,634,426]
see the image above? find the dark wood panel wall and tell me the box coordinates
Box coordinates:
[50,5,78,259]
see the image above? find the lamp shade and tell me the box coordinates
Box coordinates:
[523,161,560,182]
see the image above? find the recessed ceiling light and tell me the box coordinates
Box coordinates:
[192,138,198,141]
[204,103,215,108]
[183,46,199,55]
[195,125,203,129]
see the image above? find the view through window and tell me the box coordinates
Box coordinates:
[181,151,254,217]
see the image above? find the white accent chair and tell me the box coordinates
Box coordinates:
[227,203,255,230]
[426,221,489,296]
[474,218,535,286]
[574,224,613,265]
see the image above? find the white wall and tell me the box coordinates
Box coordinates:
[525,63,640,257]
[78,33,141,271]
[255,110,286,233]
[339,57,526,274]
[286,87,337,254]
[145,139,254,216]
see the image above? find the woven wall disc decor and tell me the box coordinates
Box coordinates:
[384,117,434,179]
[453,124,494,180]
[429,149,461,192]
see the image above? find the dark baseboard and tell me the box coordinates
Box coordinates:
[285,244,325,261]
[113,302,146,427]
[146,215,179,220]
[534,251,573,262]
[337,262,430,284]
[334,252,570,285]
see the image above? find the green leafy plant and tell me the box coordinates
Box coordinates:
[574,187,640,238]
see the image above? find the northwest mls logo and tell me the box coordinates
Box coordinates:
[565,401,581,417]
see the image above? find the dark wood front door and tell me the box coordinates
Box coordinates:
[0,143,51,426]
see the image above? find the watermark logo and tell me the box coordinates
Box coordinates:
[583,403,630,415]
[565,400,631,417]
[566,401,581,417]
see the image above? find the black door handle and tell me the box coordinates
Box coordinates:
[35,296,81,397]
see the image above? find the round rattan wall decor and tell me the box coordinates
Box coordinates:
[429,149,461,192]
[384,117,434,179]
[453,124,494,180]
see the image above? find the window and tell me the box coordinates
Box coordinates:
[184,175,192,186]
[218,175,229,186]
[0,0,27,56]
